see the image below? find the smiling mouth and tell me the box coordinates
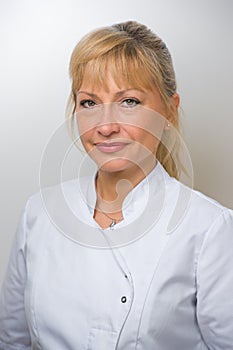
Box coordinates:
[95,142,130,153]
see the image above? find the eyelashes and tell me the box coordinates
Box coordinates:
[121,98,140,108]
[80,99,96,108]
[79,98,141,109]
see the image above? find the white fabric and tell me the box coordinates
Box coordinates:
[0,163,233,350]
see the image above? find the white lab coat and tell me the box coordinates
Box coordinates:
[0,162,233,350]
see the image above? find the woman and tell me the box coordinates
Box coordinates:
[0,21,233,350]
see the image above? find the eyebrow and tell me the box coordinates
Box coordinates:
[77,89,146,98]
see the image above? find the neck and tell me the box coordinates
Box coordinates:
[95,158,157,213]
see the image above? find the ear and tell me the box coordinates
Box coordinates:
[172,93,180,109]
[164,93,180,130]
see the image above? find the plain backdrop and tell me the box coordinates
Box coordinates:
[0,0,233,284]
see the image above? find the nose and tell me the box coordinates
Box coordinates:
[97,122,120,137]
[96,103,121,137]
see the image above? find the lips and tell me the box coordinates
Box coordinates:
[95,141,130,153]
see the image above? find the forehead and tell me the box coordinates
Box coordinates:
[80,71,132,94]
[78,56,155,93]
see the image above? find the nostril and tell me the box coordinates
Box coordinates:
[96,122,120,136]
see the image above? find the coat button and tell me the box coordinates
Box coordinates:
[121,296,127,303]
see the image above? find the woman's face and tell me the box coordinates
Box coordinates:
[75,73,178,174]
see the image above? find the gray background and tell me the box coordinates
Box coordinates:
[0,0,233,284]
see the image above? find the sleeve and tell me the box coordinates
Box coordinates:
[196,209,233,350]
[0,204,31,350]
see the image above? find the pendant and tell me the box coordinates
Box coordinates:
[109,219,116,229]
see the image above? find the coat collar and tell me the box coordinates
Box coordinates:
[82,161,171,229]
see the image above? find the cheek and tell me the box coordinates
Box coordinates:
[77,119,89,138]
[76,110,98,138]
[138,131,160,153]
[79,130,94,152]
[127,124,163,149]
[126,110,166,142]
[77,116,95,146]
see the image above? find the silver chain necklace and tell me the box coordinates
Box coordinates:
[98,210,123,229]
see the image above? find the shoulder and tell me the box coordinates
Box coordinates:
[165,175,232,234]
[25,176,93,226]
[189,188,233,236]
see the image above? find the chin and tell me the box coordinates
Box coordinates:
[96,158,136,174]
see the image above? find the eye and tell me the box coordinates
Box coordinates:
[80,99,96,109]
[121,98,140,108]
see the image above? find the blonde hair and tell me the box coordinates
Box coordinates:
[67,21,182,179]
